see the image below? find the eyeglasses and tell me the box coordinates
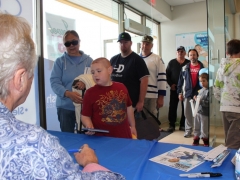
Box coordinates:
[64,40,79,47]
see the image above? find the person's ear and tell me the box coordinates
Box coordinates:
[13,68,26,92]
[108,66,113,74]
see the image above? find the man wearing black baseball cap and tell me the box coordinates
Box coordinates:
[177,46,185,51]
[117,32,131,42]
[115,32,133,58]
[166,46,190,132]
[110,32,149,112]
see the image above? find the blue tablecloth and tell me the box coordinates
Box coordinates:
[48,130,236,180]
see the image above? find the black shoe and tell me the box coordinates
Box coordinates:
[179,126,185,131]
[167,126,175,132]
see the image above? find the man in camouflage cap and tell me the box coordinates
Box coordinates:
[139,35,166,128]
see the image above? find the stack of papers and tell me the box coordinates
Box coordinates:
[211,150,230,168]
[204,144,227,161]
[203,144,230,168]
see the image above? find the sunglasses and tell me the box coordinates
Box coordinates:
[64,40,79,47]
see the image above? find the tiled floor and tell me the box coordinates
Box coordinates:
[158,122,225,147]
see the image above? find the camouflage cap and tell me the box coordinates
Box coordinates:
[141,35,153,43]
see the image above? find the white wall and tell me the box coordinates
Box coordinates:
[161,2,207,63]
[158,2,207,124]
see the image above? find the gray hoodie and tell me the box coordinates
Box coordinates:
[197,87,209,116]
[214,58,240,113]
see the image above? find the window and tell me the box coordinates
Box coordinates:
[124,8,141,23]
[43,0,119,130]
[146,18,159,54]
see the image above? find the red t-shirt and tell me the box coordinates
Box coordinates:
[190,63,200,88]
[82,82,132,138]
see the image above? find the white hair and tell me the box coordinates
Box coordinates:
[0,13,36,100]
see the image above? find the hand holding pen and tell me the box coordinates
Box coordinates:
[73,144,98,167]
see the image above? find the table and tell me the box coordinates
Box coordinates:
[48,130,236,180]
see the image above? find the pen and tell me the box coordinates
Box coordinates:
[68,148,96,153]
[213,150,229,163]
[68,149,82,153]
[179,172,222,178]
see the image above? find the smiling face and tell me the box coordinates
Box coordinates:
[188,50,199,64]
[91,61,112,86]
[195,45,201,53]
[141,41,153,56]
[64,33,80,56]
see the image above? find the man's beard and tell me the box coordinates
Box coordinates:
[121,48,129,55]
[191,58,197,63]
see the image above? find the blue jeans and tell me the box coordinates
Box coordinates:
[57,108,76,133]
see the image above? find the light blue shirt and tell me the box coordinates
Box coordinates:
[50,51,93,111]
[0,102,125,179]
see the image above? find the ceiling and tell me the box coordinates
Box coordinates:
[164,0,205,7]
[121,0,206,22]
[64,0,207,23]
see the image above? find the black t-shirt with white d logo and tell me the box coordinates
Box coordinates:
[110,52,149,107]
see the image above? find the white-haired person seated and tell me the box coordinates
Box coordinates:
[0,13,125,179]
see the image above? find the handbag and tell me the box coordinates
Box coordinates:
[135,109,160,141]
[143,106,161,126]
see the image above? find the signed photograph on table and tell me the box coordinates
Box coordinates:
[149,146,206,172]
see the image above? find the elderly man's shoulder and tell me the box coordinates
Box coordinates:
[24,120,50,136]
[8,118,54,141]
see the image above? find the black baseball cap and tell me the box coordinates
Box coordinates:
[117,32,131,42]
[177,46,185,51]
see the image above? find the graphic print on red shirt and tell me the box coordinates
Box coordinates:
[97,90,127,125]
[190,63,200,88]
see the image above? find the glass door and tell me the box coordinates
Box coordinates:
[103,35,143,60]
[207,0,225,147]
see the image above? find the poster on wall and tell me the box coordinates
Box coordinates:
[0,0,33,25]
[176,31,208,67]
[45,13,75,62]
[44,13,75,131]
[0,0,39,125]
